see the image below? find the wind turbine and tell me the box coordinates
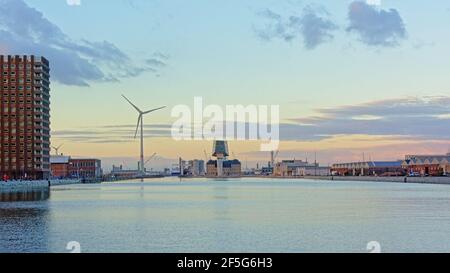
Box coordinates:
[122,95,166,176]
[52,144,64,155]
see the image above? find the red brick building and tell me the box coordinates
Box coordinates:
[50,155,70,178]
[68,158,102,178]
[0,55,51,179]
[50,156,102,179]
[402,154,450,176]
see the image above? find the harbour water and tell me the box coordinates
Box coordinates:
[1,177,450,253]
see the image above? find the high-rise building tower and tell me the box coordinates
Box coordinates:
[212,140,228,176]
[212,140,229,159]
[0,55,51,179]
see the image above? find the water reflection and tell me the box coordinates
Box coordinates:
[0,200,50,253]
[0,189,50,202]
[2,179,450,252]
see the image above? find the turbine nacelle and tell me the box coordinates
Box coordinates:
[51,144,64,155]
[122,95,166,139]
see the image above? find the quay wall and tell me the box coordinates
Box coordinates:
[301,176,450,185]
[0,179,81,192]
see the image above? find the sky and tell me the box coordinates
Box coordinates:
[1,0,450,171]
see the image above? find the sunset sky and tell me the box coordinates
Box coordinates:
[1,0,449,170]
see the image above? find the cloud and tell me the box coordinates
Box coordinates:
[67,0,81,6]
[256,6,338,49]
[347,1,407,47]
[52,124,173,143]
[366,0,381,6]
[146,58,167,67]
[292,7,339,49]
[53,96,450,148]
[285,96,450,141]
[239,136,450,164]
[0,0,167,86]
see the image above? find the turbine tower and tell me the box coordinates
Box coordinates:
[122,95,166,176]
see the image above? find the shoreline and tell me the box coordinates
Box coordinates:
[2,175,450,193]
[0,179,82,193]
[176,175,450,186]
[277,175,450,185]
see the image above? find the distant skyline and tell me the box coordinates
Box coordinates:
[1,0,449,170]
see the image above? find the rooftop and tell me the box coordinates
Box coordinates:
[50,155,70,164]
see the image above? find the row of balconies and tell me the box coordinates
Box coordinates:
[1,61,49,69]
[0,83,50,89]
[2,103,50,112]
[0,139,47,145]
[0,103,48,111]
[1,113,47,119]
[0,162,50,170]
[0,153,49,159]
[0,150,49,156]
[0,131,44,136]
[1,91,37,96]
[2,99,37,105]
[0,147,50,154]
[2,91,47,98]
[0,124,49,131]
[2,76,48,83]
[1,106,46,112]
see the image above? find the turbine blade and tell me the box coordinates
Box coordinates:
[122,94,142,113]
[134,115,142,139]
[142,106,166,115]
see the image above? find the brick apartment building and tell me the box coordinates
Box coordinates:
[0,55,51,180]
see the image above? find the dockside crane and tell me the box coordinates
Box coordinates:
[144,152,157,166]
[204,150,210,162]
[270,150,279,168]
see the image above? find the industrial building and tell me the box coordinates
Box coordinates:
[50,155,70,178]
[331,161,405,176]
[109,165,141,179]
[50,155,102,179]
[187,159,205,176]
[402,154,450,176]
[0,55,51,179]
[274,160,330,177]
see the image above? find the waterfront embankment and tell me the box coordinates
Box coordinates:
[0,179,81,193]
[301,175,450,185]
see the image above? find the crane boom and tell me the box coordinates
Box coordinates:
[203,150,209,161]
[145,153,157,165]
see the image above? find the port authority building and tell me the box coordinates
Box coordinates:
[205,140,242,177]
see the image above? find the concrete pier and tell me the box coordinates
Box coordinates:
[301,175,450,185]
[0,179,81,193]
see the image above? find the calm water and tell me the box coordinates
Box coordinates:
[1,177,450,253]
